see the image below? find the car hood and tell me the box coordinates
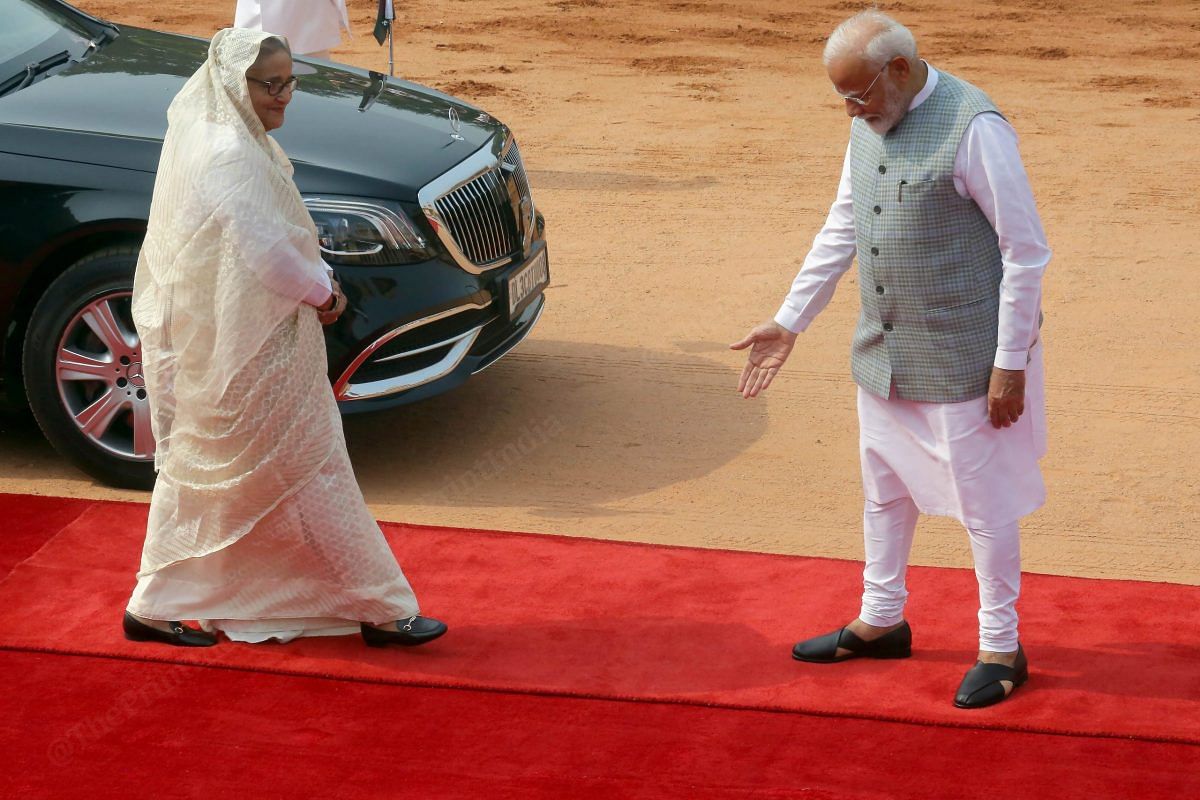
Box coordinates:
[0,25,502,200]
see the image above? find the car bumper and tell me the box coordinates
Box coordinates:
[332,243,547,414]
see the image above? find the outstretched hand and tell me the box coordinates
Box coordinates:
[730,320,798,398]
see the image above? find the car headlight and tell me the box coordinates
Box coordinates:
[303,197,434,265]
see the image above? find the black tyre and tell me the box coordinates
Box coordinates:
[22,246,156,490]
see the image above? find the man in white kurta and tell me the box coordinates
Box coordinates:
[732,11,1049,709]
[234,0,351,58]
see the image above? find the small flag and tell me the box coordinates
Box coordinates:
[373,0,394,45]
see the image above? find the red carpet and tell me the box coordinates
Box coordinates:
[4,649,1197,799]
[1,493,1198,797]
[0,494,93,577]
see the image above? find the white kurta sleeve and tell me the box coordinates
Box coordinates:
[955,113,1051,371]
[774,140,858,334]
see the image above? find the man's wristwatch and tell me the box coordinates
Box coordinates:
[319,290,338,313]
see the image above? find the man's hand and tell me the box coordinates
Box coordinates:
[987,366,1025,429]
[317,278,348,326]
[730,320,798,399]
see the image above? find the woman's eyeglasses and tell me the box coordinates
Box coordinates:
[247,75,299,97]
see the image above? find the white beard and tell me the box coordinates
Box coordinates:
[864,80,907,135]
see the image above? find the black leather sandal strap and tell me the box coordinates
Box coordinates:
[801,628,846,660]
[960,661,1017,693]
[835,626,868,653]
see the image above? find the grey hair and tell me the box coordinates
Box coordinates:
[823,10,918,68]
[255,35,291,62]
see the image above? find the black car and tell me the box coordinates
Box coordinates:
[0,0,549,489]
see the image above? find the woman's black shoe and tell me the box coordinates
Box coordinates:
[122,612,217,647]
[954,645,1028,709]
[361,615,448,647]
[792,620,912,663]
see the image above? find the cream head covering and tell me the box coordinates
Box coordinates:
[133,27,328,469]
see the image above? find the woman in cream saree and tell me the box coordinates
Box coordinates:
[122,28,445,648]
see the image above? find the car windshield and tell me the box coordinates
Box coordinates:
[0,0,95,65]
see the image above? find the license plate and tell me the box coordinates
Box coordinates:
[507,248,549,319]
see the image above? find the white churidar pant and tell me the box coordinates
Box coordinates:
[859,496,1022,652]
[855,341,1046,652]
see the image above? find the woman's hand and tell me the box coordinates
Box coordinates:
[317,278,347,326]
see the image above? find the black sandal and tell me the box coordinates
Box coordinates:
[792,620,912,663]
[123,612,217,647]
[361,615,448,647]
[954,645,1028,708]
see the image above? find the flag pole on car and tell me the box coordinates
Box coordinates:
[374,0,395,77]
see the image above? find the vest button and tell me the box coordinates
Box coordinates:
[870,247,879,256]
[878,165,887,174]
[883,322,893,331]
[875,285,885,294]
[873,205,882,214]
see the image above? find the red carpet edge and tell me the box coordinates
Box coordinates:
[1,641,1196,748]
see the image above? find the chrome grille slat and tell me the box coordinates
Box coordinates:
[452,183,485,261]
[480,178,503,263]
[463,179,494,262]
[446,190,472,248]
[504,142,532,202]
[434,195,459,241]
[444,187,480,260]
[467,177,500,262]
[482,172,509,258]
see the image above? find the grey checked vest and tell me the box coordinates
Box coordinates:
[849,71,1004,403]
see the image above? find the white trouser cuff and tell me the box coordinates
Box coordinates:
[978,635,1020,653]
[858,607,906,628]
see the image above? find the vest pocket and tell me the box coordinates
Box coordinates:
[923,297,993,335]
[925,296,989,314]
[897,177,937,203]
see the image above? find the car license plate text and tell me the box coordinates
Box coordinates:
[508,249,549,319]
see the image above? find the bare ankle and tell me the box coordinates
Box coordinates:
[977,648,1019,665]
[848,618,904,640]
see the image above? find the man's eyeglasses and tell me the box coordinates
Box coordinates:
[247,75,299,97]
[836,63,889,107]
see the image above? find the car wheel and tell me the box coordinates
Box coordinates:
[22,246,156,490]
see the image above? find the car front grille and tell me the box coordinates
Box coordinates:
[434,171,516,266]
[430,139,533,270]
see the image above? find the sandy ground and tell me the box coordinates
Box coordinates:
[3,0,1198,584]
